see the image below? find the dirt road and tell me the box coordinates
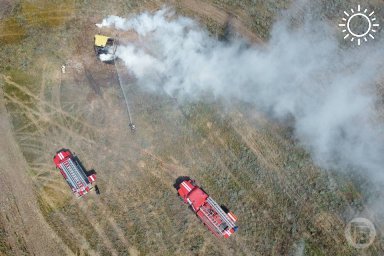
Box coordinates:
[0,84,71,255]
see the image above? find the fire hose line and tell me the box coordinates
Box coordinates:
[113,54,135,132]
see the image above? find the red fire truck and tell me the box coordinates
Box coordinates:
[175,177,238,238]
[53,149,96,197]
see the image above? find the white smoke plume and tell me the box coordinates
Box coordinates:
[100,7,384,184]
[99,53,115,62]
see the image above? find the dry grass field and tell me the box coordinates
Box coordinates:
[0,0,383,255]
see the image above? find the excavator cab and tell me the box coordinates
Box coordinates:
[94,34,117,63]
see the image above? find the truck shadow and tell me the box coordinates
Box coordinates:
[72,155,96,177]
[173,176,191,190]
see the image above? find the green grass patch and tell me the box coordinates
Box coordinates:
[3,69,40,139]
[304,239,326,256]
[0,221,12,255]
[21,0,75,29]
[0,18,26,44]
[210,0,291,38]
[38,186,71,214]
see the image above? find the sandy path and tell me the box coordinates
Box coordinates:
[0,85,72,255]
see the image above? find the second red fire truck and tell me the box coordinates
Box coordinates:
[175,177,238,238]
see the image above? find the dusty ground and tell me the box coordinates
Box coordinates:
[0,84,72,255]
[0,0,383,255]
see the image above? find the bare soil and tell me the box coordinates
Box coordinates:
[0,82,71,255]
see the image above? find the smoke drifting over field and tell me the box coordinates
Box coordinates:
[100,7,384,183]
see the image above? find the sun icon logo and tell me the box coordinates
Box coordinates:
[339,5,379,45]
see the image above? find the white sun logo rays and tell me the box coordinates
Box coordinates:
[339,5,379,45]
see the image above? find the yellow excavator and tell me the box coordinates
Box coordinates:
[94,34,117,63]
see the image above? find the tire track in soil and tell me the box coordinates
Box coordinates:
[0,85,72,256]
[3,75,98,132]
[3,71,114,254]
[3,91,97,145]
[84,198,134,252]
[42,195,99,255]
[76,202,120,256]
[48,68,138,254]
